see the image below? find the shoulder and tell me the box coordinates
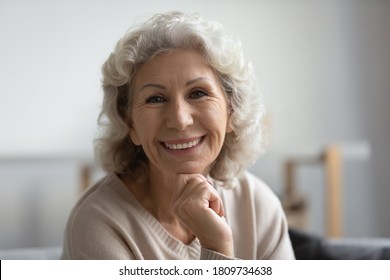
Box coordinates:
[62,173,134,259]
[69,173,128,219]
[238,171,275,193]
[216,171,285,229]
[218,171,281,208]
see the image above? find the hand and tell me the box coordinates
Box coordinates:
[172,174,234,257]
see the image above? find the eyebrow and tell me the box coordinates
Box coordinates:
[185,77,211,86]
[139,77,212,92]
[140,83,166,91]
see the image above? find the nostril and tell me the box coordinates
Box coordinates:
[165,103,194,130]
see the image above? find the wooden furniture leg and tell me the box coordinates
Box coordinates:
[324,145,343,238]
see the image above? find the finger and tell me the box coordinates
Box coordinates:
[207,187,225,217]
[204,178,225,216]
[171,174,201,215]
[171,174,193,205]
[174,174,225,217]
[182,176,225,217]
[174,173,206,197]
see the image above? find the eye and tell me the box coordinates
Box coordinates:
[145,95,166,104]
[189,89,208,99]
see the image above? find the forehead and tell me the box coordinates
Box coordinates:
[133,49,219,88]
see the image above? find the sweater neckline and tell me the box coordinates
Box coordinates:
[110,173,201,258]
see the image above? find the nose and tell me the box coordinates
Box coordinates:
[165,99,194,130]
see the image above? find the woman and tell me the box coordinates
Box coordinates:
[61,11,295,260]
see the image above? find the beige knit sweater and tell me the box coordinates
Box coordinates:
[61,172,295,260]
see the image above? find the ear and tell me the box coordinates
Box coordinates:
[226,117,233,133]
[125,111,141,146]
[129,127,141,146]
[225,106,233,133]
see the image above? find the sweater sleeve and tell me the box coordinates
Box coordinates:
[219,172,295,260]
[252,177,296,260]
[263,203,296,260]
[199,247,237,260]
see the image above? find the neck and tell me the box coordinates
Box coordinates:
[122,165,196,244]
[145,162,210,215]
[123,164,178,223]
[148,167,177,222]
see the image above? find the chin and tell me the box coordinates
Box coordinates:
[170,165,209,175]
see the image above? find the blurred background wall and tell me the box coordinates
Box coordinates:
[0,0,389,250]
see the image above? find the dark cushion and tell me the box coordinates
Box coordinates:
[289,228,390,260]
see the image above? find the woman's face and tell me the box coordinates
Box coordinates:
[129,49,232,176]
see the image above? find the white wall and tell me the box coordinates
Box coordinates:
[0,0,389,249]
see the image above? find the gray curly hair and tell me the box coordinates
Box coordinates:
[95,11,267,188]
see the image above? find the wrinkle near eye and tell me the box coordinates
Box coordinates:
[132,98,146,109]
[209,98,229,117]
[146,95,167,104]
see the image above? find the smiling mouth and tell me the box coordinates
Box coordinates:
[163,137,203,150]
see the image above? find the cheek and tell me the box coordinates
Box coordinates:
[203,100,230,133]
[129,109,145,146]
[129,109,161,145]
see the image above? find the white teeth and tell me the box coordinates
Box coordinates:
[164,138,201,150]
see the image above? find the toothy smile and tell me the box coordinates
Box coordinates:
[164,138,202,150]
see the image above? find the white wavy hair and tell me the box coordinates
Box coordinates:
[95,11,267,188]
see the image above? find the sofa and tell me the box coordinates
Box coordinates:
[289,228,390,260]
